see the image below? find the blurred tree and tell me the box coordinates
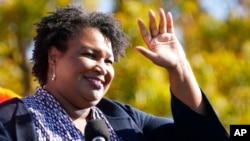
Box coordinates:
[168,0,250,130]
[108,0,250,131]
[0,0,70,95]
[0,0,249,132]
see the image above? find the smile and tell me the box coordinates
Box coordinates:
[85,77,104,89]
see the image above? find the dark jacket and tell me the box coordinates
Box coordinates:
[0,93,229,141]
[0,98,37,141]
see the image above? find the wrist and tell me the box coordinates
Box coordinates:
[167,59,190,82]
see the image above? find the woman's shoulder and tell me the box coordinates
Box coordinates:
[97,98,153,120]
[97,98,135,114]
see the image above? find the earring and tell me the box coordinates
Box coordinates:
[52,65,56,81]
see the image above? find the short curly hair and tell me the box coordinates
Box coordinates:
[32,5,130,87]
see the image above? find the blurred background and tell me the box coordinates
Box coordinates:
[0,0,249,131]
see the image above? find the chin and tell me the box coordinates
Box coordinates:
[82,90,105,105]
[87,98,102,107]
[90,90,104,99]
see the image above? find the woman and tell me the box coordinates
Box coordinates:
[0,5,229,141]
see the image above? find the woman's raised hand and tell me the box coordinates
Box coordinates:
[136,8,186,71]
[136,8,204,114]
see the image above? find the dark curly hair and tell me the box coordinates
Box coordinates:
[32,5,130,87]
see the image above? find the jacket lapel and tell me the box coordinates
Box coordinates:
[97,98,147,141]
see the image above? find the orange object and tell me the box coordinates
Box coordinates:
[0,87,20,103]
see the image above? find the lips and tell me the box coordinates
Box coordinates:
[85,77,104,89]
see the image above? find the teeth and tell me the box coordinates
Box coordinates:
[89,78,101,84]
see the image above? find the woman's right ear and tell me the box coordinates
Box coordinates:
[48,46,59,66]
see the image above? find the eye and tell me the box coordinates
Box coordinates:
[105,59,114,65]
[82,52,96,59]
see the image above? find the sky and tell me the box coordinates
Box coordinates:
[200,0,238,20]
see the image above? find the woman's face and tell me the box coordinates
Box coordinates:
[50,27,114,108]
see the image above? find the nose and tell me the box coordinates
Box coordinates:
[94,59,107,75]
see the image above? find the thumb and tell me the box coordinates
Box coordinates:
[135,46,157,61]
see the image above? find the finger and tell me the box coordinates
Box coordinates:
[137,19,151,45]
[149,10,158,37]
[166,12,174,33]
[159,8,167,34]
[135,46,157,61]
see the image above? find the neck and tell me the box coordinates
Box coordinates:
[44,85,93,133]
[69,108,92,120]
[44,85,92,120]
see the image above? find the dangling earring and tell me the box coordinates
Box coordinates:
[52,65,56,81]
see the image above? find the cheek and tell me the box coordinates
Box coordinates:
[110,67,115,80]
[73,58,95,71]
[106,66,115,83]
[57,58,89,77]
[56,61,76,80]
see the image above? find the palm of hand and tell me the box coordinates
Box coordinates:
[147,33,185,69]
[136,9,186,70]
